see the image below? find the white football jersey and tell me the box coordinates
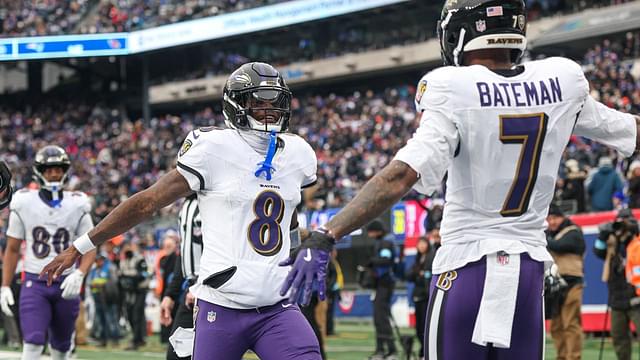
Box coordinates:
[395,57,636,274]
[176,128,317,309]
[6,189,94,275]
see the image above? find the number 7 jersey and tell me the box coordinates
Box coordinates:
[6,189,94,275]
[395,57,637,274]
[176,128,317,309]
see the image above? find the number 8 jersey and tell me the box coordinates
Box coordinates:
[176,128,317,309]
[6,189,93,275]
[395,57,637,275]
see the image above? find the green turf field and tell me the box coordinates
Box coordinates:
[0,322,622,359]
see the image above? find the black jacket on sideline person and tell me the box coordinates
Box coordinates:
[407,245,437,303]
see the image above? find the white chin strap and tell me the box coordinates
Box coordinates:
[453,28,467,66]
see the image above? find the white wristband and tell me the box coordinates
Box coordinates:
[73,233,96,255]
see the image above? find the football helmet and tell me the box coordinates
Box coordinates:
[438,0,527,66]
[222,62,292,133]
[33,145,71,199]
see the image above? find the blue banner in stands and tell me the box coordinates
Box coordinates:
[0,0,407,61]
[0,33,128,61]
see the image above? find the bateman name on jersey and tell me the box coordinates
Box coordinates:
[476,77,562,107]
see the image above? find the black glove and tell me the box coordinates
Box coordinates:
[0,161,13,210]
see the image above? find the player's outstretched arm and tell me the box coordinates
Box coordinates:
[1,237,21,288]
[0,237,21,316]
[324,160,418,240]
[41,169,193,285]
[279,160,417,305]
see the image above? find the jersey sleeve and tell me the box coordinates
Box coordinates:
[76,195,94,235]
[574,96,637,157]
[396,70,459,195]
[300,140,318,188]
[6,197,25,239]
[176,130,212,191]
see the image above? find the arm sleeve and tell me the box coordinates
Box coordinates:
[395,72,458,195]
[164,255,184,302]
[6,199,25,239]
[176,130,212,191]
[574,96,637,157]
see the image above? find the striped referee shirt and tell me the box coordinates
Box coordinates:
[179,194,203,280]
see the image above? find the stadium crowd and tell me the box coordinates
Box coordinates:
[0,34,638,232]
[0,0,633,38]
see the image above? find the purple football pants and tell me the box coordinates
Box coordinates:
[20,272,80,352]
[425,253,545,360]
[192,299,321,360]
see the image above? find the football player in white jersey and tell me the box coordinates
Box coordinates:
[0,160,13,209]
[1,145,95,360]
[279,1,640,359]
[42,62,322,360]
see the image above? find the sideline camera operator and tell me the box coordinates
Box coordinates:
[545,204,585,360]
[594,208,640,360]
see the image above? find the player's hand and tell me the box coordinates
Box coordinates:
[0,161,13,210]
[279,229,334,306]
[0,286,14,317]
[160,296,175,326]
[185,291,196,309]
[40,246,82,286]
[60,269,84,299]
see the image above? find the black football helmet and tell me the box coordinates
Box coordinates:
[438,0,527,66]
[33,145,71,194]
[222,62,292,133]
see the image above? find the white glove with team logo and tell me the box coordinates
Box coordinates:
[60,269,84,299]
[0,286,15,317]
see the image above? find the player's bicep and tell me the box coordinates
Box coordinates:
[148,169,194,209]
[574,96,637,157]
[5,236,21,255]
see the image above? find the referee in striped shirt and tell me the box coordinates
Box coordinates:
[161,194,202,360]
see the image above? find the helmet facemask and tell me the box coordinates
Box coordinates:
[33,146,71,206]
[224,86,291,133]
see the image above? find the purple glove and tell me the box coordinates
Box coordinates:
[279,230,335,306]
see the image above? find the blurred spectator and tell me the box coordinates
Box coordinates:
[326,248,343,337]
[407,233,438,360]
[628,161,640,208]
[156,231,179,343]
[119,242,149,351]
[365,220,398,360]
[561,159,587,213]
[545,205,585,360]
[594,208,640,360]
[88,252,120,347]
[588,157,623,211]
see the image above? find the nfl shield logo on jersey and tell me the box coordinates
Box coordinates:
[207,310,216,323]
[475,20,486,33]
[497,251,510,265]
